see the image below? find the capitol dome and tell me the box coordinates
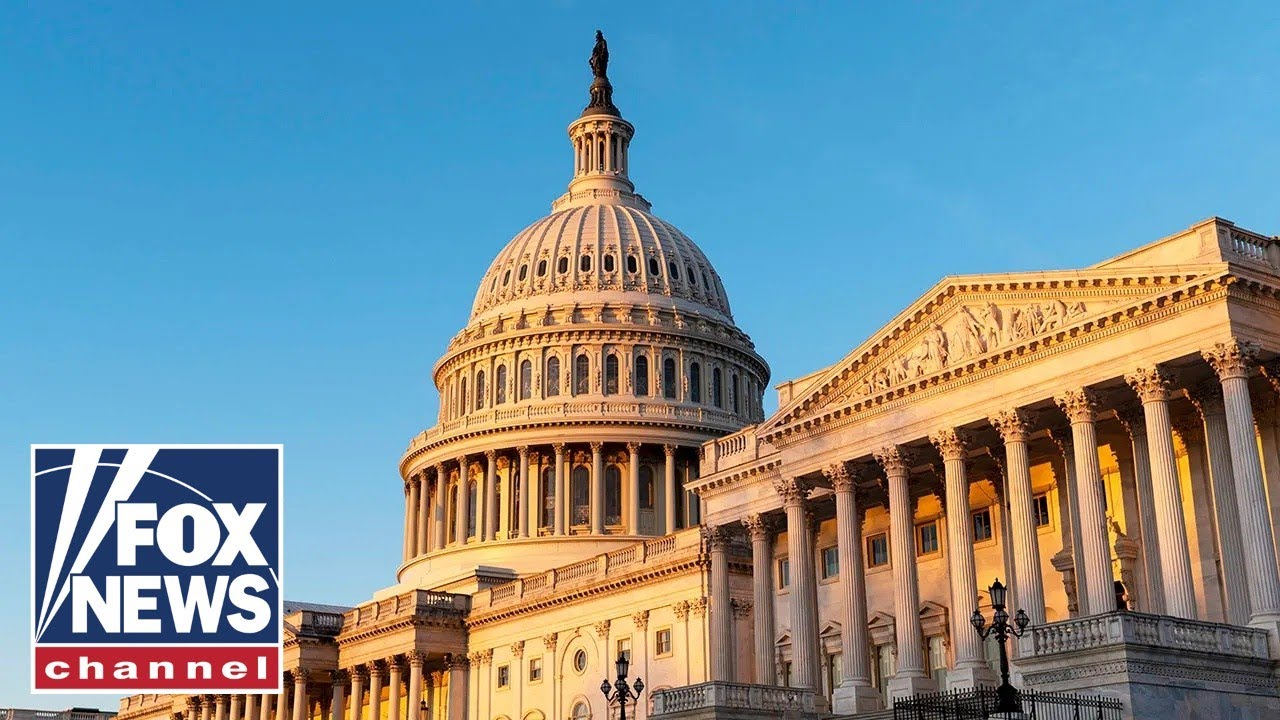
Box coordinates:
[395,37,768,590]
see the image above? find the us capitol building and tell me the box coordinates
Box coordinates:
[120,35,1280,720]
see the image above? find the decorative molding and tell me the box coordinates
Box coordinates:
[1055,388,1101,424]
[874,445,914,476]
[989,408,1036,444]
[742,513,775,540]
[1203,339,1259,381]
[772,476,813,506]
[928,428,970,461]
[542,632,558,651]
[822,462,856,492]
[632,610,649,630]
[690,597,709,617]
[673,600,691,620]
[510,640,525,658]
[593,619,611,638]
[1124,366,1174,403]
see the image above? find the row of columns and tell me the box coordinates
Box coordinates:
[403,444,698,561]
[707,340,1280,710]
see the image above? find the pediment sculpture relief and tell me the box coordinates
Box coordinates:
[859,299,1087,396]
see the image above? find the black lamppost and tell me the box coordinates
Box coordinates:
[601,653,644,720]
[970,578,1030,714]
[419,700,428,720]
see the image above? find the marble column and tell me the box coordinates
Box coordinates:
[1054,389,1114,616]
[483,450,497,541]
[368,663,384,720]
[433,464,447,551]
[627,442,641,534]
[407,477,421,558]
[991,409,1047,624]
[775,476,819,692]
[407,653,423,720]
[330,672,347,720]
[417,474,430,556]
[291,670,308,720]
[1124,368,1197,619]
[1204,340,1280,647]
[590,442,605,533]
[553,444,567,536]
[257,694,271,720]
[929,429,994,688]
[244,695,258,720]
[1116,408,1166,615]
[348,667,366,720]
[664,445,678,533]
[455,457,470,545]
[388,659,403,720]
[1253,393,1280,561]
[446,655,469,720]
[743,514,776,685]
[529,452,543,535]
[824,464,879,713]
[1190,381,1252,625]
[402,480,414,561]
[875,445,934,700]
[1048,431,1086,615]
[223,696,235,720]
[517,446,530,539]
[706,525,734,681]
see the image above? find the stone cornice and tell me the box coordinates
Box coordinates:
[762,271,1234,447]
[689,459,782,499]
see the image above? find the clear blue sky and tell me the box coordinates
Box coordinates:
[2,1,1276,709]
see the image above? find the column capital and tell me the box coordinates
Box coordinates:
[742,513,775,540]
[1203,338,1260,381]
[929,427,971,461]
[407,650,426,668]
[445,653,470,670]
[990,408,1037,443]
[367,660,387,679]
[517,445,530,458]
[589,441,603,453]
[349,665,368,682]
[455,455,468,471]
[1115,405,1146,437]
[626,441,641,453]
[435,461,447,475]
[874,444,915,476]
[633,609,650,629]
[332,669,350,685]
[1055,388,1101,423]
[1186,380,1226,417]
[1125,366,1175,403]
[542,632,559,651]
[290,668,309,683]
[408,476,421,490]
[701,523,733,549]
[772,476,814,507]
[510,640,525,658]
[483,449,497,461]
[822,461,858,491]
[187,699,201,712]
[553,442,567,456]
[663,443,678,457]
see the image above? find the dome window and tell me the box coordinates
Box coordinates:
[518,264,528,281]
[689,362,702,403]
[574,354,590,395]
[603,254,615,273]
[648,257,661,276]
[732,372,740,413]
[502,270,511,286]
[626,255,638,274]
[519,360,532,400]
[703,271,711,289]
[580,254,592,272]
[662,358,677,399]
[558,256,569,274]
[605,354,619,395]
[496,365,507,405]
[546,357,561,397]
[475,370,486,410]
[537,259,548,277]
[669,262,680,280]
[490,276,498,291]
[688,265,697,285]
[712,367,723,408]
[634,355,649,396]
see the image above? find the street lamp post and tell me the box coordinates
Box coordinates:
[601,653,644,720]
[419,700,428,720]
[970,578,1030,714]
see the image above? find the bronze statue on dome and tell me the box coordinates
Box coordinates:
[589,30,609,78]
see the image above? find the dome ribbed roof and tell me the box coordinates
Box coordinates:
[469,203,734,325]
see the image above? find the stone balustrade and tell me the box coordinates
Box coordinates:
[650,681,817,715]
[475,528,702,611]
[702,425,773,475]
[343,589,469,630]
[1022,611,1271,660]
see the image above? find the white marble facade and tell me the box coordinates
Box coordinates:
[118,40,1280,720]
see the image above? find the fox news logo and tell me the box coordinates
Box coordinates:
[31,445,283,693]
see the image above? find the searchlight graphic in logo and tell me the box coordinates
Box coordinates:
[31,445,283,693]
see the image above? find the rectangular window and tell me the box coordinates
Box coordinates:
[820,546,839,580]
[927,636,948,688]
[781,661,792,688]
[655,628,673,656]
[616,637,632,663]
[777,556,791,589]
[1033,493,1051,527]
[825,652,842,700]
[528,657,543,682]
[866,534,889,567]
[497,664,510,688]
[917,521,939,556]
[972,508,993,542]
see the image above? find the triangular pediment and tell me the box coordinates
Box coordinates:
[764,264,1229,433]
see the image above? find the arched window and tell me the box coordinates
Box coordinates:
[605,465,622,526]
[547,357,560,397]
[634,355,650,396]
[519,360,532,400]
[570,702,589,720]
[575,354,590,395]
[448,482,459,542]
[475,370,486,410]
[689,362,702,403]
[459,377,468,415]
[540,466,555,529]
[639,466,655,510]
[663,357,677,399]
[571,466,590,526]
[605,354,619,395]
[732,372,740,413]
[467,479,478,538]
[712,367,723,408]
[495,365,507,405]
